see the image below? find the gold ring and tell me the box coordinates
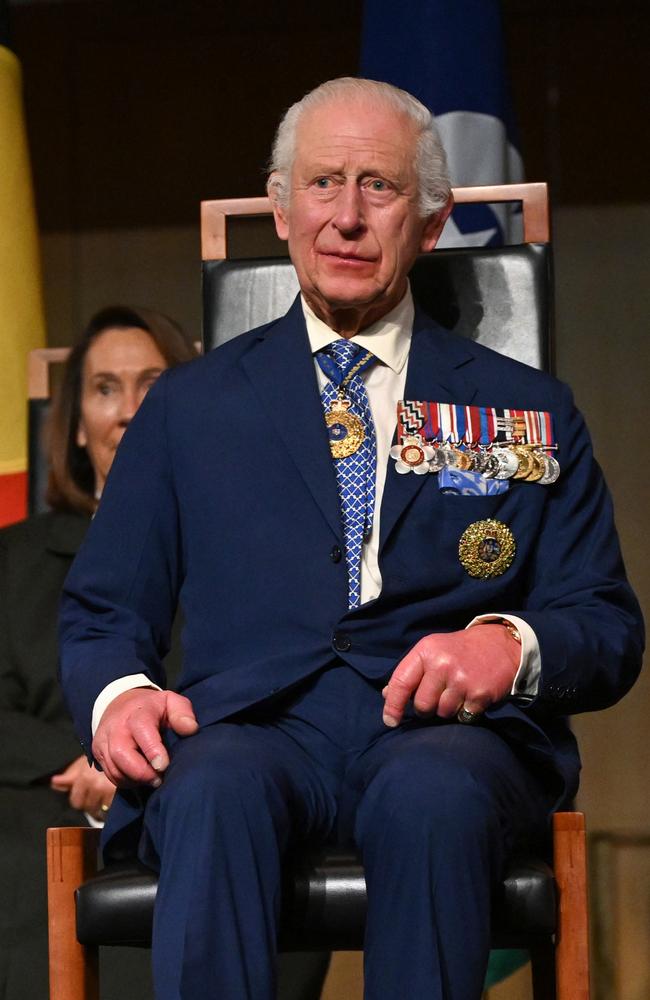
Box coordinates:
[100,803,109,813]
[456,707,481,725]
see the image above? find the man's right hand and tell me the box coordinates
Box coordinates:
[92,688,199,788]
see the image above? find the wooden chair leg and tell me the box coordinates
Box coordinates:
[47,826,101,1000]
[553,812,590,1000]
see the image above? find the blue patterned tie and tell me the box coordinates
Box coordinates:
[316,341,377,609]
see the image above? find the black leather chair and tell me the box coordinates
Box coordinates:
[47,184,590,1000]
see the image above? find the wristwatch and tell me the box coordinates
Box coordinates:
[493,618,522,645]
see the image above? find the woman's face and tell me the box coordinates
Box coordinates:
[76,327,168,493]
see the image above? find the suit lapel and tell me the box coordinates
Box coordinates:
[240,297,342,539]
[379,308,480,552]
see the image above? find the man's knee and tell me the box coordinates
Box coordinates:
[354,726,507,849]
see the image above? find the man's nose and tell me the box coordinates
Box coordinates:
[332,182,365,235]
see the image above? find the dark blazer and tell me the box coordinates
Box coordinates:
[60,299,644,846]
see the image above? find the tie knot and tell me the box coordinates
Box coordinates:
[316,340,375,388]
[327,339,364,368]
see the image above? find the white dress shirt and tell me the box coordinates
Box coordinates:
[92,288,539,733]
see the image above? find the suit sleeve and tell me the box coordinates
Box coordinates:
[59,372,182,756]
[513,382,644,714]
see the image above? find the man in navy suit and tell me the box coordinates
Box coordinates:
[61,78,643,1000]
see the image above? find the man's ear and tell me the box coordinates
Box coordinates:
[419,193,454,253]
[268,173,289,241]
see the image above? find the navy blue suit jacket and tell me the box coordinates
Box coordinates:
[60,298,643,844]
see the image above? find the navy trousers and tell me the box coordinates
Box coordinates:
[141,665,555,1000]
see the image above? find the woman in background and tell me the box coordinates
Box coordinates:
[0,306,197,1000]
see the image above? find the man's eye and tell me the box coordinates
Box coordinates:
[369,179,388,191]
[97,383,114,396]
[315,177,331,188]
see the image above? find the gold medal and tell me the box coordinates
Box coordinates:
[513,446,534,480]
[325,399,366,459]
[458,519,516,579]
[524,450,546,482]
[447,446,473,471]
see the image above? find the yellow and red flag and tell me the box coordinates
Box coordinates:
[0,1,46,527]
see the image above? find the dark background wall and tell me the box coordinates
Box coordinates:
[11,0,650,233]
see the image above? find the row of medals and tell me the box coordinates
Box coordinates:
[400,436,561,484]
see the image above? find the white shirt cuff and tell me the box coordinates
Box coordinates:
[465,614,541,698]
[84,811,105,828]
[91,674,162,736]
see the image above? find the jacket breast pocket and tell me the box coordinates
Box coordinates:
[436,493,507,525]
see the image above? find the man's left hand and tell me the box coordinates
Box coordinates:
[382,624,521,728]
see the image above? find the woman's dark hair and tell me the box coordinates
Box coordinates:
[46,305,197,514]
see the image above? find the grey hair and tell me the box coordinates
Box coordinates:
[267,77,450,218]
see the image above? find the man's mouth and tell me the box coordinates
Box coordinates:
[319,250,377,265]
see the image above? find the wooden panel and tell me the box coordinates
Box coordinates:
[590,831,650,1000]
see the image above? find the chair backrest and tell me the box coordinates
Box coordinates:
[27,347,70,516]
[201,183,553,373]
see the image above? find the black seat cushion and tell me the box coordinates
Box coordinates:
[76,847,555,951]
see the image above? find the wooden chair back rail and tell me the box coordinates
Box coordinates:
[28,347,71,399]
[200,182,550,261]
[47,811,589,1000]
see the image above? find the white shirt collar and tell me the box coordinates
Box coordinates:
[302,286,414,375]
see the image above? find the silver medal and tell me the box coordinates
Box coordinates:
[539,454,561,484]
[492,447,520,480]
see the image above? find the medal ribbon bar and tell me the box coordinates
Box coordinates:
[397,401,556,447]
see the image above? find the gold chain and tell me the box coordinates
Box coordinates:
[335,350,374,398]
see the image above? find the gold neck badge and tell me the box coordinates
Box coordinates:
[324,350,374,459]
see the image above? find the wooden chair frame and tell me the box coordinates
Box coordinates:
[47,812,590,1000]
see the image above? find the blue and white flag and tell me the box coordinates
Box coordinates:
[360,0,523,246]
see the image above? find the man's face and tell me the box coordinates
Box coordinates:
[273,96,451,335]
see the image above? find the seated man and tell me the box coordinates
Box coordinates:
[60,77,643,1000]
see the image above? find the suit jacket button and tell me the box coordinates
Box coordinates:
[333,631,352,653]
[330,545,343,563]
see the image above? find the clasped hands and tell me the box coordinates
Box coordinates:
[91,625,519,789]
